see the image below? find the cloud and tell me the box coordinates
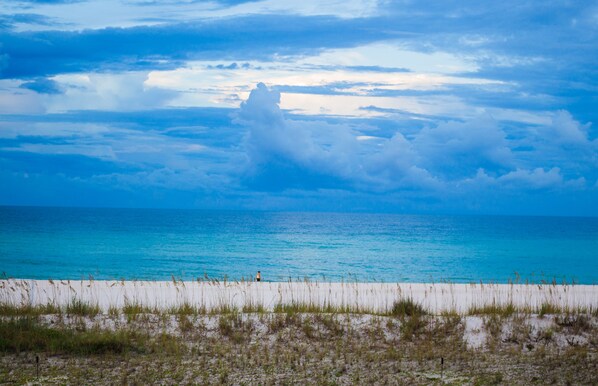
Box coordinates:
[44,72,177,111]
[237,83,358,190]
[2,0,595,127]
[0,13,62,29]
[365,132,442,191]
[545,110,592,146]
[0,150,135,178]
[498,167,564,189]
[521,110,598,177]
[233,83,598,197]
[206,62,251,70]
[238,83,449,192]
[14,0,84,4]
[1,66,597,215]
[413,114,513,178]
[0,15,392,78]
[0,88,44,114]
[0,0,597,215]
[214,0,261,5]
[19,78,62,94]
[465,166,590,191]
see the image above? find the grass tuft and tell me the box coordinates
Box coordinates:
[122,302,154,322]
[66,299,100,317]
[400,313,428,341]
[468,302,516,317]
[169,302,202,316]
[218,313,253,343]
[556,314,592,334]
[242,302,266,313]
[539,302,562,317]
[390,298,428,317]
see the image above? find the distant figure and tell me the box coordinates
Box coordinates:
[256,271,261,282]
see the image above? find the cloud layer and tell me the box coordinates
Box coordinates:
[0,0,597,215]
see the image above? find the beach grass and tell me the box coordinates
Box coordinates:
[1,278,597,318]
[468,302,516,317]
[389,297,428,317]
[66,298,100,317]
[0,303,60,317]
[0,317,141,355]
[1,279,597,383]
[0,308,595,384]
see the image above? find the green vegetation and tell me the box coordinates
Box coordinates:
[539,302,563,317]
[169,302,204,316]
[218,312,254,343]
[241,302,266,313]
[468,302,516,317]
[66,299,100,317]
[208,304,239,315]
[0,317,141,355]
[273,302,363,314]
[122,302,153,321]
[0,308,596,384]
[0,303,60,316]
[1,280,596,383]
[390,297,428,317]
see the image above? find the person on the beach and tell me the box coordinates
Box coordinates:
[256,271,261,282]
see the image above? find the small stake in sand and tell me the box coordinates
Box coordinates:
[256,271,261,282]
[440,357,444,380]
[36,355,39,379]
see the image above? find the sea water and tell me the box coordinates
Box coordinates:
[1,206,597,283]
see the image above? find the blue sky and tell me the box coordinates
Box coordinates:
[1,0,597,215]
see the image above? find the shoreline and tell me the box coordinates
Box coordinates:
[2,279,597,314]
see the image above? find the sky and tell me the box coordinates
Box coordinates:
[0,0,597,215]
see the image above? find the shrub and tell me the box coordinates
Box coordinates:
[390,298,428,317]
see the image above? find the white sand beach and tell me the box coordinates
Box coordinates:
[2,279,597,314]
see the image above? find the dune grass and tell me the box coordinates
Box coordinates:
[1,278,596,320]
[389,297,428,317]
[1,311,595,385]
[0,303,596,384]
[273,302,365,315]
[66,299,100,317]
[0,317,142,355]
[0,303,60,317]
[468,302,516,317]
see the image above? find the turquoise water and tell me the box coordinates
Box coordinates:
[1,206,597,283]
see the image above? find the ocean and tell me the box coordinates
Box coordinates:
[1,206,597,283]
